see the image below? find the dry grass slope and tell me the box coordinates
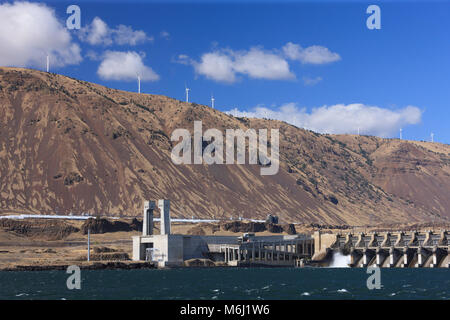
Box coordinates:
[0,67,449,225]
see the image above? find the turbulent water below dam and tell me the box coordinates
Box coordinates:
[0,268,449,300]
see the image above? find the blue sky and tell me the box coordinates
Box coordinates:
[1,0,449,143]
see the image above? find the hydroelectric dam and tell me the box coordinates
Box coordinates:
[132,200,450,268]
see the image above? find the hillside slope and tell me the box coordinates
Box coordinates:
[0,67,448,225]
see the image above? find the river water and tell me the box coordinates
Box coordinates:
[0,268,448,300]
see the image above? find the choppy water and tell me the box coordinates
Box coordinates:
[0,268,449,300]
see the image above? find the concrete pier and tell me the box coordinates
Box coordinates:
[360,248,375,267]
[415,247,431,268]
[375,248,388,267]
[350,248,362,267]
[430,247,446,268]
[401,247,415,268]
[388,247,402,268]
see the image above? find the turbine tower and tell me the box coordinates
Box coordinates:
[431,132,434,143]
[400,128,403,140]
[211,94,215,109]
[357,127,360,136]
[185,83,190,103]
[46,54,49,73]
[137,75,141,94]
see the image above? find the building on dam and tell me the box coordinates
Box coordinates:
[132,200,314,267]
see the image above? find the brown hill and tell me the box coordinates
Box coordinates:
[0,67,449,225]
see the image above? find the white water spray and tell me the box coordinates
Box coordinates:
[328,251,351,268]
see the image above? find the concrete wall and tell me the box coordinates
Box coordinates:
[314,231,338,255]
[182,236,211,260]
[166,235,184,265]
[132,236,144,260]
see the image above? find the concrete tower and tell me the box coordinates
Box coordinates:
[158,199,171,235]
[143,200,156,236]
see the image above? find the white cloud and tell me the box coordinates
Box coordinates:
[194,51,237,83]
[179,47,294,83]
[86,50,101,61]
[302,76,323,86]
[160,31,170,39]
[178,42,340,83]
[226,103,422,138]
[233,48,294,80]
[0,1,82,68]
[80,17,111,46]
[114,25,151,45]
[79,17,152,46]
[282,42,341,64]
[175,54,190,65]
[97,51,159,81]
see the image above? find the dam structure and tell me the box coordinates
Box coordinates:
[316,230,450,268]
[132,200,315,267]
[132,201,450,268]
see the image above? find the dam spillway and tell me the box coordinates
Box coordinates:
[322,231,450,268]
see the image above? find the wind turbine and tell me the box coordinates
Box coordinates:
[399,128,403,140]
[137,74,141,94]
[431,132,434,143]
[357,127,360,136]
[185,83,190,103]
[211,94,215,109]
[46,54,49,73]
